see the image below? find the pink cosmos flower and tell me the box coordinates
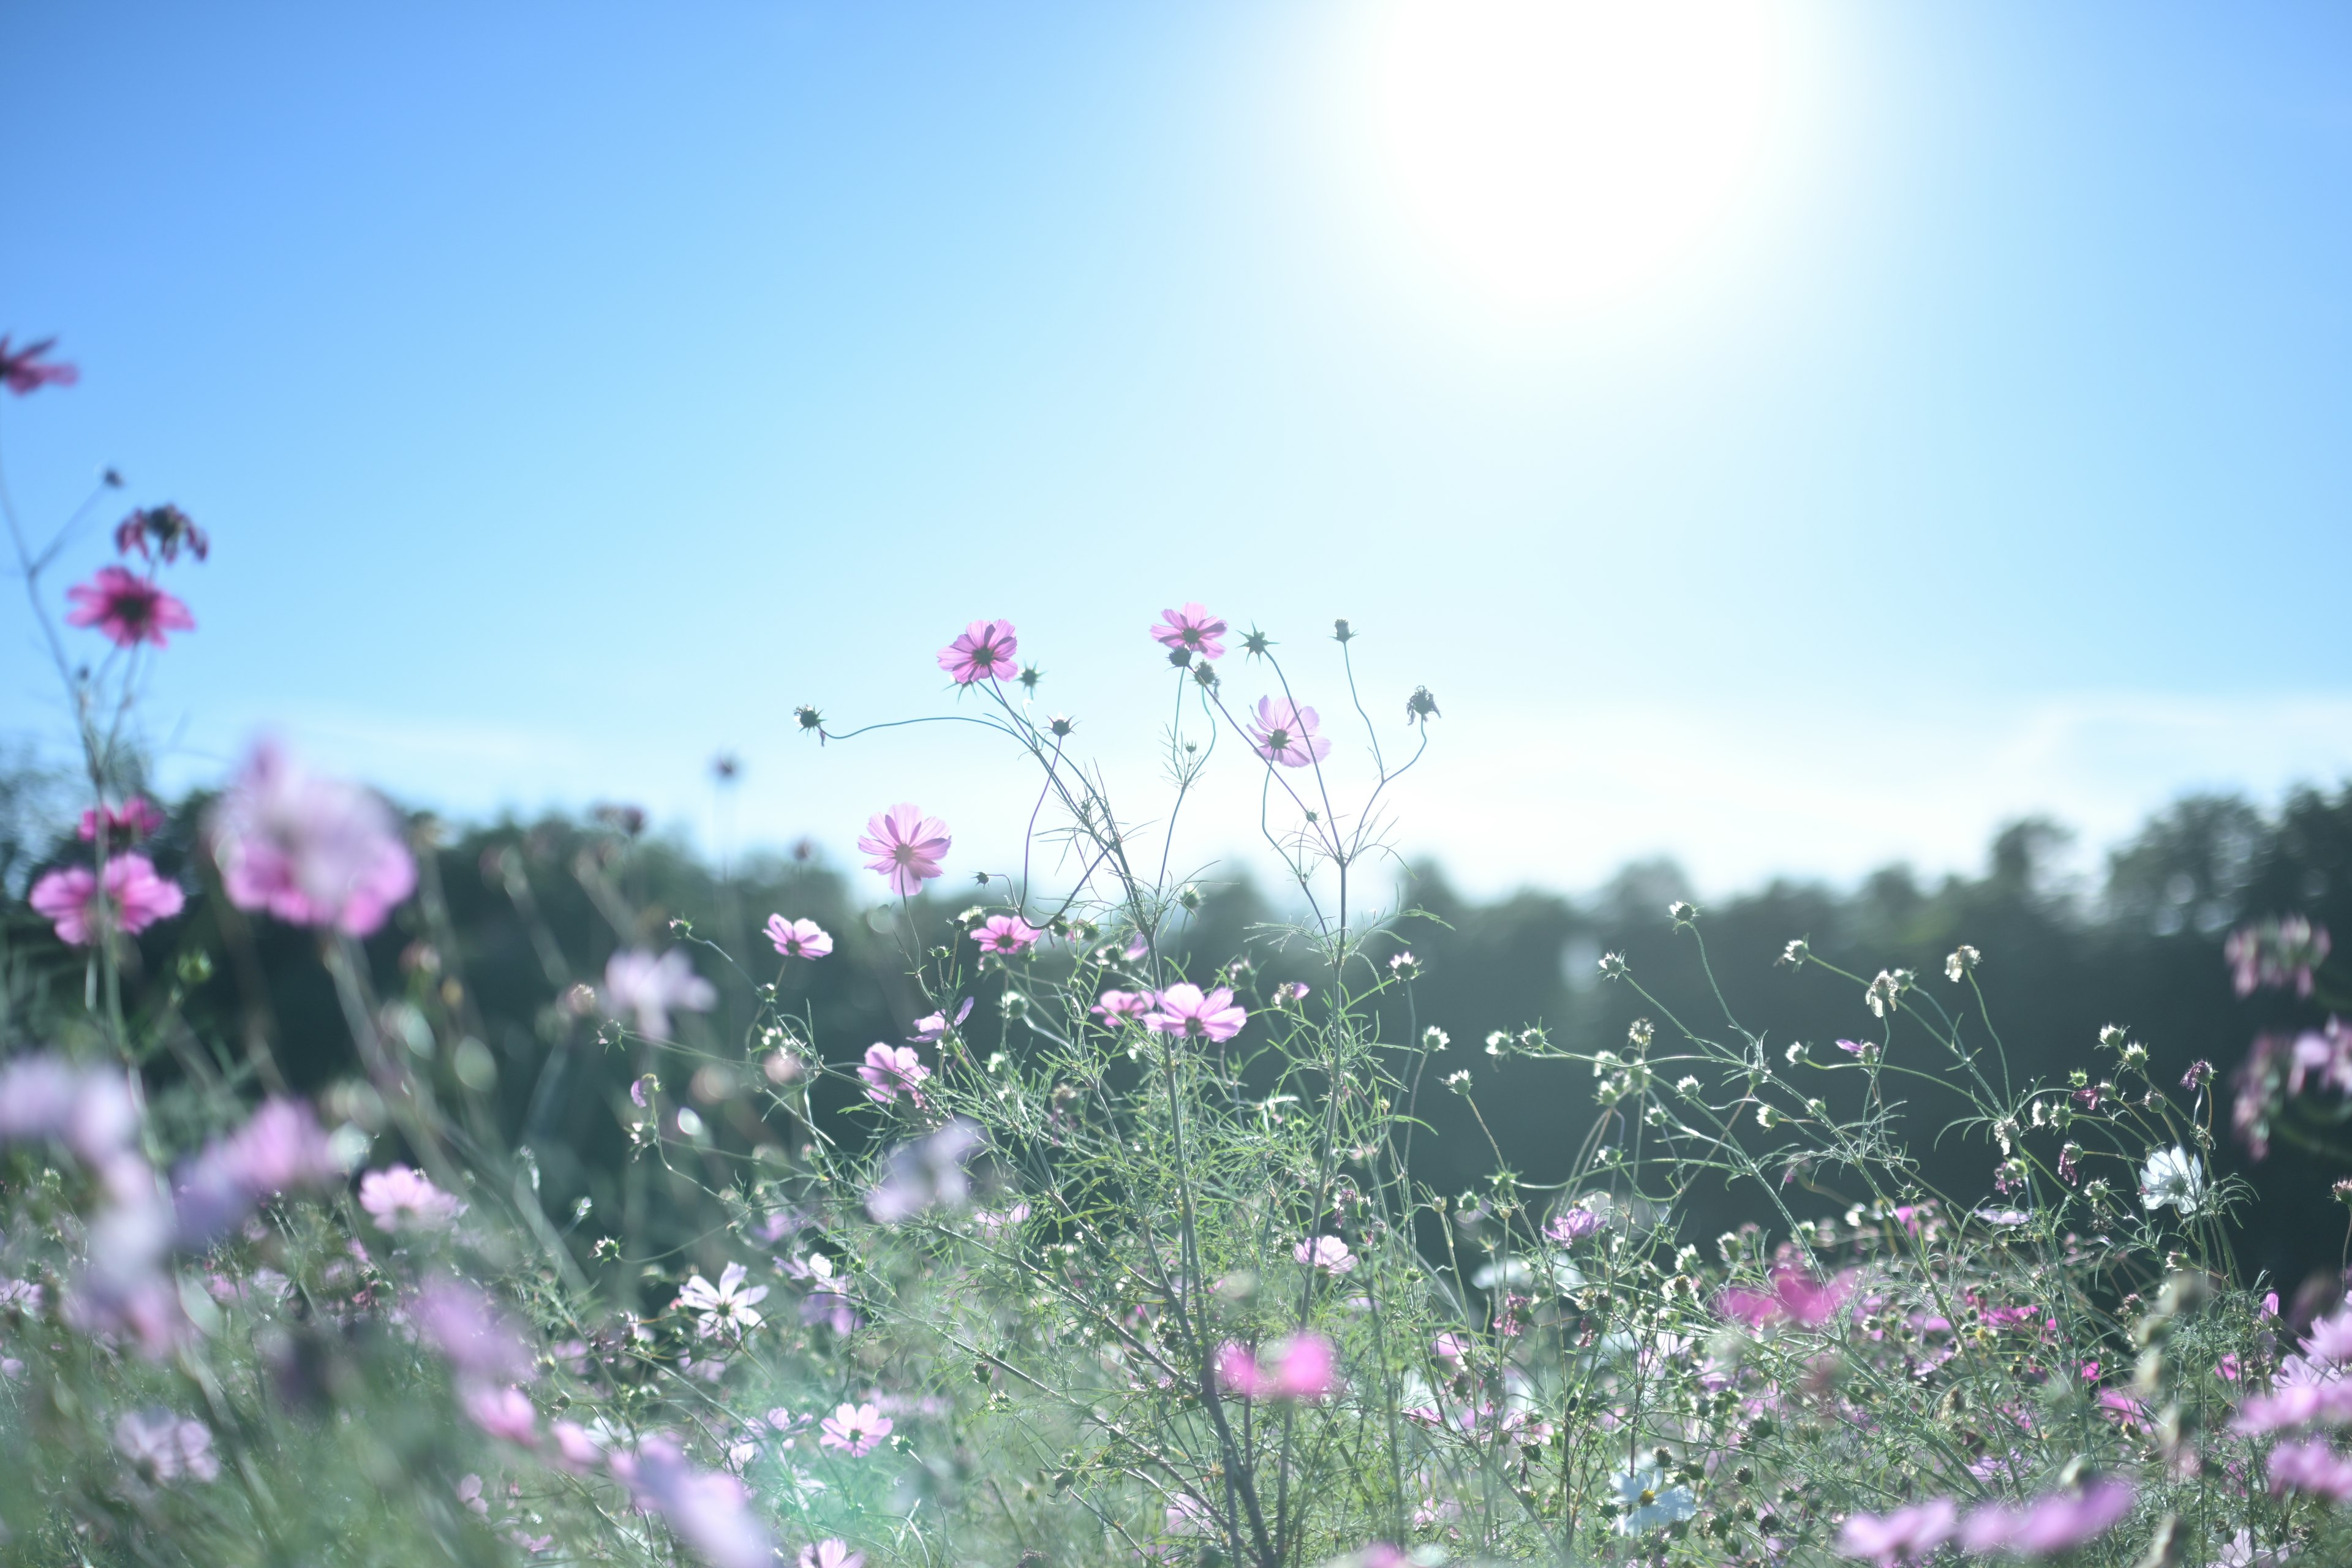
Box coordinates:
[818,1401,893,1457]
[973,914,1041,956]
[1836,1498,1956,1564]
[1431,1332,1471,1366]
[358,1164,464,1232]
[1247,697,1332,768]
[0,334,78,394]
[463,1384,540,1445]
[173,1098,341,1244]
[1092,989,1152,1022]
[1719,1266,1853,1330]
[208,741,416,936]
[549,1421,606,1473]
[1295,1236,1356,1275]
[1215,1334,1338,1401]
[413,1275,535,1382]
[1546,1208,1604,1244]
[859,1044,930,1106]
[1150,603,1228,663]
[865,1119,983,1223]
[0,1055,140,1163]
[799,1542,865,1568]
[937,619,1018,684]
[609,1436,774,1568]
[2269,1436,2352,1501]
[1143,983,1247,1042]
[113,503,209,564]
[78,797,165,844]
[764,915,833,959]
[602,948,717,1039]
[64,565,194,649]
[858,802,951,895]
[29,854,184,946]
[908,997,974,1042]
[1959,1478,2135,1555]
[113,1408,218,1485]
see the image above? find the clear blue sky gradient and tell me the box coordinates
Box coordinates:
[4,3,2348,897]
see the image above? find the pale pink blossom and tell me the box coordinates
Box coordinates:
[818,1401,893,1457]
[359,1164,464,1232]
[609,1436,773,1568]
[65,565,193,648]
[798,1542,865,1568]
[29,854,184,946]
[1092,989,1152,1022]
[858,1044,930,1107]
[908,997,973,1042]
[1719,1266,1853,1330]
[0,1056,140,1163]
[865,1119,983,1223]
[1959,1478,2135,1555]
[1150,603,1227,663]
[1247,697,1332,768]
[1546,1207,1604,1244]
[974,913,1041,956]
[858,802,951,895]
[173,1097,341,1243]
[412,1275,535,1381]
[1215,1333,1338,1401]
[208,741,415,935]
[1836,1498,1955,1564]
[113,1408,217,1484]
[937,618,1018,685]
[676,1262,768,1340]
[764,916,833,959]
[1295,1236,1356,1274]
[463,1384,540,1445]
[78,797,165,844]
[603,948,717,1039]
[1143,984,1246,1042]
[2269,1436,2352,1501]
[972,1202,1030,1237]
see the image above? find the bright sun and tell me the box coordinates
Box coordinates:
[1350,0,1806,320]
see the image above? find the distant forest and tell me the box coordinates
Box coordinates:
[6,763,2348,1291]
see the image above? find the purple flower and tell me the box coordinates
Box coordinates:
[2268,1436,2352,1501]
[908,997,974,1042]
[462,1383,539,1446]
[28,854,184,945]
[603,948,717,1039]
[1143,984,1247,1042]
[64,565,194,649]
[412,1275,535,1382]
[1247,696,1332,768]
[1150,603,1228,663]
[865,1118,984,1223]
[818,1401,893,1457]
[1091,989,1152,1022]
[208,741,416,936]
[1959,1478,2135,1555]
[1836,1498,1955,1564]
[0,1055,140,1163]
[0,334,78,395]
[936,619,1018,685]
[858,802,951,895]
[609,1436,774,1568]
[113,1408,217,1485]
[1545,1207,1604,1245]
[764,916,832,959]
[358,1164,464,1232]
[858,1044,930,1107]
[173,1098,340,1244]
[973,914,1041,956]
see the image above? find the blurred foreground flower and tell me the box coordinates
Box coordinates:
[208,741,416,936]
[29,854,184,945]
[865,1118,982,1222]
[65,565,194,649]
[603,947,717,1039]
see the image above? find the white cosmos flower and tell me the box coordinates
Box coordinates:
[1613,1460,1697,1534]
[2139,1145,2209,1217]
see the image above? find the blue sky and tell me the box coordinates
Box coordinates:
[3,2,2348,899]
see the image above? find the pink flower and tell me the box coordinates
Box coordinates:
[818,1401,893,1457]
[2307,1308,2352,1365]
[358,1164,464,1232]
[859,1044,930,1106]
[0,334,78,394]
[64,565,194,649]
[463,1384,540,1445]
[1959,1478,2136,1555]
[413,1275,534,1381]
[1150,603,1227,663]
[1295,1236,1356,1274]
[208,741,416,936]
[1247,697,1332,768]
[113,1408,217,1484]
[858,802,951,895]
[609,1436,774,1568]
[865,1119,983,1223]
[937,618,1018,685]
[973,914,1041,956]
[1545,1208,1604,1244]
[0,1055,140,1161]
[1719,1266,1853,1330]
[1836,1498,1955,1564]
[798,1542,865,1568]
[1143,984,1247,1042]
[2269,1436,2352,1501]
[549,1421,606,1472]
[1092,989,1152,1022]
[113,503,209,564]
[29,854,184,946]
[1431,1332,1471,1366]
[764,916,833,959]
[1215,1334,1339,1401]
[78,797,165,845]
[908,997,974,1042]
[173,1098,340,1243]
[603,948,717,1039]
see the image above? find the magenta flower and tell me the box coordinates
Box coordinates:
[1719,1266,1853,1330]
[1959,1478,2136,1555]
[1215,1334,1338,1401]
[1295,1236,1356,1275]
[462,1384,540,1446]
[64,565,194,649]
[1835,1498,1955,1564]
[859,1044,930,1107]
[937,619,1018,685]
[609,1436,774,1568]
[798,1542,865,1568]
[1247,697,1332,768]
[1150,603,1228,663]
[412,1275,535,1381]
[1545,1207,1604,1244]
[818,1401,893,1457]
[858,802,951,895]
[603,948,717,1039]
[1092,989,1152,1022]
[112,503,209,564]
[208,741,416,936]
[764,915,833,959]
[908,997,974,1042]
[358,1164,464,1232]
[973,914,1041,956]
[1143,983,1247,1042]
[29,854,184,946]
[78,797,165,845]
[0,335,78,395]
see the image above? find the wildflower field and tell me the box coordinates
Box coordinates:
[8,334,2352,1568]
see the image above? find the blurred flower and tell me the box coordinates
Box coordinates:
[1247,697,1332,768]
[2268,1436,2352,1501]
[0,334,78,394]
[1215,1333,1338,1401]
[77,796,165,845]
[858,802,951,895]
[1091,989,1151,1022]
[1959,1477,2135,1554]
[936,618,1018,685]
[64,565,194,648]
[463,1384,539,1446]
[1295,1236,1355,1275]
[412,1275,534,1382]
[971,1202,1030,1238]
[208,741,416,936]
[111,503,208,564]
[818,1401,893,1457]
[173,1097,340,1244]
[1143,984,1246,1043]
[677,1262,768,1340]
[866,1120,984,1223]
[609,1436,774,1568]
[1719,1267,1853,1330]
[2228,916,2330,998]
[359,1164,464,1232]
[113,1409,217,1485]
[602,948,716,1039]
[29,855,184,946]
[1836,1498,1955,1564]
[797,1542,865,1568]
[1150,603,1227,663]
[858,1044,930,1107]
[973,914,1040,956]
[549,1421,606,1473]
[764,916,832,960]
[2139,1146,2208,1216]
[0,1055,140,1162]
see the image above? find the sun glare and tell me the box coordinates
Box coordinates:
[1351,0,1806,321]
